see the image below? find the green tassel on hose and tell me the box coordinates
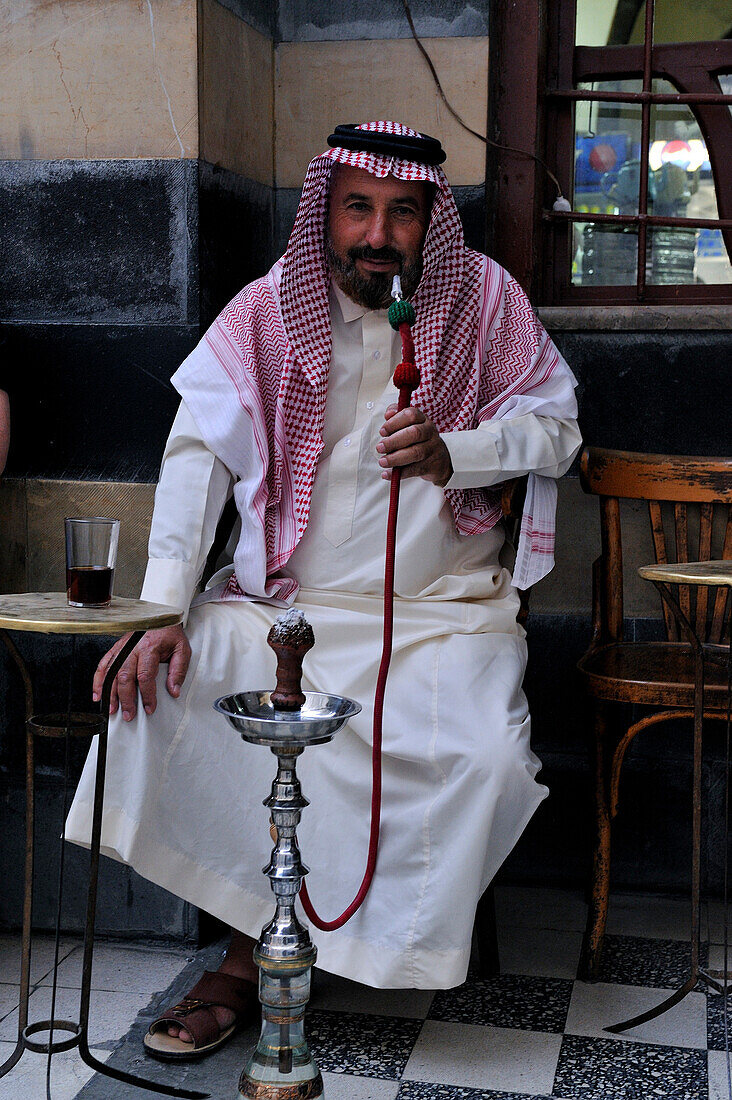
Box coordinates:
[388,299,416,330]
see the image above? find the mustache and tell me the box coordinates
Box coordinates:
[347,245,403,266]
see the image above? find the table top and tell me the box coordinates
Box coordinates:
[639,560,732,588]
[0,593,182,635]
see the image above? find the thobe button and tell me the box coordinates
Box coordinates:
[343,438,352,447]
[372,350,381,360]
[366,401,374,410]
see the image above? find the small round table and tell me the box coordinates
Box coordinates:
[607,561,732,1034]
[0,594,207,1099]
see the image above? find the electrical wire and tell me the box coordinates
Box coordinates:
[400,0,567,202]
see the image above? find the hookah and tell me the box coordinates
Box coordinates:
[215,276,420,1098]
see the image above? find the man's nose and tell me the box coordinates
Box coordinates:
[365,212,389,250]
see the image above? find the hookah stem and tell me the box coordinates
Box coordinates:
[299,320,417,932]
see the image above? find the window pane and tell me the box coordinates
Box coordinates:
[647,81,732,282]
[574,80,642,215]
[576,0,732,46]
[573,222,639,285]
[572,76,732,285]
[646,0,732,44]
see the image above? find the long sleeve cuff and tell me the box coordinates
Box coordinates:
[140,558,200,626]
[441,415,582,491]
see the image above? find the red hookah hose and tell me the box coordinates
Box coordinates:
[299,316,419,931]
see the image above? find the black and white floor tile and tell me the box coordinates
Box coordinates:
[14,886,730,1100]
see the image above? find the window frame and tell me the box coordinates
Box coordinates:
[487,0,732,306]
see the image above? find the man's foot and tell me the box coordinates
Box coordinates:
[169,931,258,1043]
[143,932,259,1061]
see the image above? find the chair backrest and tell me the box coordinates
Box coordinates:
[580,447,732,645]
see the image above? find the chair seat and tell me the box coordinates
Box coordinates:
[578,641,730,707]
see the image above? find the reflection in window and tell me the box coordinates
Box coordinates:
[572,73,732,285]
[577,0,732,47]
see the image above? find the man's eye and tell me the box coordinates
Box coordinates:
[347,202,369,212]
[393,207,417,218]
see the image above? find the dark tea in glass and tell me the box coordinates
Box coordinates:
[65,518,120,607]
[66,566,114,608]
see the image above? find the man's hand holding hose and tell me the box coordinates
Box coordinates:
[377,404,453,487]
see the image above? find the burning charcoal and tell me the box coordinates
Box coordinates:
[267,609,315,710]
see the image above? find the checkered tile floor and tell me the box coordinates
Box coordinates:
[293,886,731,1100]
[3,886,731,1100]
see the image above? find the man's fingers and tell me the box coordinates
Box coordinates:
[92,634,131,702]
[166,636,192,699]
[377,421,431,456]
[136,651,161,715]
[379,406,425,438]
[116,654,140,721]
[379,442,430,471]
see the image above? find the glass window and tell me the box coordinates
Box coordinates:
[541,0,732,302]
[572,77,732,286]
[577,0,732,47]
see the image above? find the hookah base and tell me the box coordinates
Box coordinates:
[237,1069,324,1099]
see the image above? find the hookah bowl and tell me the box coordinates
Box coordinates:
[214,688,361,1099]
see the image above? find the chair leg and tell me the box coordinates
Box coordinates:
[580,704,612,981]
[474,883,500,978]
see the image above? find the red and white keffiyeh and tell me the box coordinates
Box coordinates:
[172,121,577,602]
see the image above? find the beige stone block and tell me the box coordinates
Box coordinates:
[1,0,198,160]
[199,0,274,183]
[275,38,489,188]
[24,480,155,598]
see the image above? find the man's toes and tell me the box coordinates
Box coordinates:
[166,1023,191,1042]
[213,1007,236,1031]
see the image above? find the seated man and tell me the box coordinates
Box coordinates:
[67,121,581,1060]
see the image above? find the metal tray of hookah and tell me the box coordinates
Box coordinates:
[214,690,361,748]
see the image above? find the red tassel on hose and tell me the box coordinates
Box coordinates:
[299,292,420,932]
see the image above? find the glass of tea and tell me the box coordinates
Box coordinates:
[65,517,120,607]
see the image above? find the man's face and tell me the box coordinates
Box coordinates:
[326,165,431,310]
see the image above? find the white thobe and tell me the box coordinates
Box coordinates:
[67,283,581,988]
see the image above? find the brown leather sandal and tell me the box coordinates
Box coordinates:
[143,970,259,1061]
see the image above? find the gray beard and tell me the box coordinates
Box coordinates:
[325,236,422,311]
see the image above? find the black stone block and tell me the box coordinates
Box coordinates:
[199,163,275,327]
[0,160,198,325]
[555,332,732,457]
[279,0,489,40]
[524,611,594,757]
[0,779,196,936]
[274,188,302,259]
[0,632,109,775]
[504,750,594,886]
[1,322,197,480]
[453,185,486,253]
[215,0,277,38]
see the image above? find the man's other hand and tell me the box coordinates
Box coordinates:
[377,404,453,487]
[92,625,192,721]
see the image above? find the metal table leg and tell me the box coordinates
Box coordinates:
[0,628,208,1099]
[607,581,727,1034]
[0,629,35,1077]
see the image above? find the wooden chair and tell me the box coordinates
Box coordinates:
[577,446,732,979]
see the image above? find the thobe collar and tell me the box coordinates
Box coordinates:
[330,279,390,325]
